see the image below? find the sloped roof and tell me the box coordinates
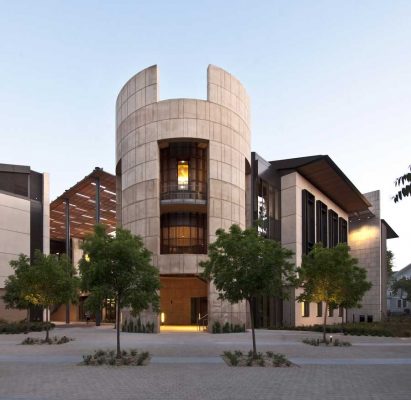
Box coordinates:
[270,155,371,213]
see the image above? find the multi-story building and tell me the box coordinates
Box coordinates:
[0,163,49,322]
[115,65,397,330]
[116,65,250,329]
[387,264,411,314]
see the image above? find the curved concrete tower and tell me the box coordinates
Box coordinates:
[116,65,251,330]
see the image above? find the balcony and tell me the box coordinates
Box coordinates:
[160,183,207,205]
[161,238,207,254]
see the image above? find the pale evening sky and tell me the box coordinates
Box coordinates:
[1,1,410,270]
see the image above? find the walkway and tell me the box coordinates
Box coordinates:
[0,326,410,399]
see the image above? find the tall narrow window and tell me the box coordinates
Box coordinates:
[316,200,328,247]
[328,306,334,317]
[338,217,348,244]
[317,302,323,317]
[302,302,310,317]
[328,210,338,247]
[177,160,189,190]
[302,190,315,255]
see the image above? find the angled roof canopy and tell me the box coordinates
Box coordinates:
[270,155,371,214]
[381,219,399,239]
[50,168,116,241]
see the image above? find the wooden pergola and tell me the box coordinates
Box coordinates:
[49,167,116,325]
[50,167,116,241]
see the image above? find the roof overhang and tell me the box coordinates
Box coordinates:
[270,155,371,214]
[50,168,116,241]
[381,219,399,239]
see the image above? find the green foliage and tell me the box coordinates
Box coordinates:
[3,251,79,340]
[0,321,54,334]
[302,337,351,347]
[81,349,150,366]
[211,320,245,334]
[269,318,411,337]
[386,250,395,282]
[212,321,221,333]
[297,243,371,341]
[201,224,295,355]
[22,251,79,309]
[2,255,32,311]
[79,225,160,356]
[201,225,295,304]
[222,350,291,367]
[21,335,73,345]
[393,165,411,202]
[392,277,411,301]
[121,317,155,333]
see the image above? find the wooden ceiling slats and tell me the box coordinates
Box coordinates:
[50,168,116,241]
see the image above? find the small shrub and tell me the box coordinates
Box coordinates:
[21,336,73,345]
[223,351,239,366]
[212,321,222,334]
[122,318,155,333]
[222,350,292,367]
[80,349,150,366]
[212,321,245,334]
[137,351,149,366]
[302,337,351,347]
[0,321,55,335]
[272,354,291,367]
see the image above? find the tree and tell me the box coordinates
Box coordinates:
[79,225,160,357]
[3,251,79,340]
[392,278,411,301]
[297,243,371,341]
[393,165,411,202]
[2,255,32,321]
[200,224,295,357]
[386,250,395,283]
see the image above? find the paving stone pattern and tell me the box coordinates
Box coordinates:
[1,325,411,400]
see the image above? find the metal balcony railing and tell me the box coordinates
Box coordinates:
[161,239,207,254]
[160,183,207,202]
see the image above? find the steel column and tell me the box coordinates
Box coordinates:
[95,176,101,326]
[65,198,71,324]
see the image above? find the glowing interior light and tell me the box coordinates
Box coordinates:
[177,160,189,190]
[160,312,165,324]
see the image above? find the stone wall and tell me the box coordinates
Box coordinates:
[115,65,251,329]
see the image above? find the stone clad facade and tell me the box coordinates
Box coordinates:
[116,65,251,329]
[115,65,396,330]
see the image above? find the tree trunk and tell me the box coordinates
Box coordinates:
[45,307,50,342]
[323,302,328,342]
[249,298,257,357]
[116,299,121,358]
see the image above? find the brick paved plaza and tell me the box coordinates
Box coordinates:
[1,325,411,400]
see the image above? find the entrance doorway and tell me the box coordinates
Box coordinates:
[160,275,208,326]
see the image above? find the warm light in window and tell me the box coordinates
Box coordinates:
[178,160,189,189]
[160,312,165,324]
[85,254,90,262]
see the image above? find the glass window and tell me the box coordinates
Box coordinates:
[302,301,310,317]
[302,190,315,254]
[317,302,323,317]
[161,213,207,254]
[177,160,189,190]
[328,210,339,248]
[160,142,207,200]
[328,306,334,317]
